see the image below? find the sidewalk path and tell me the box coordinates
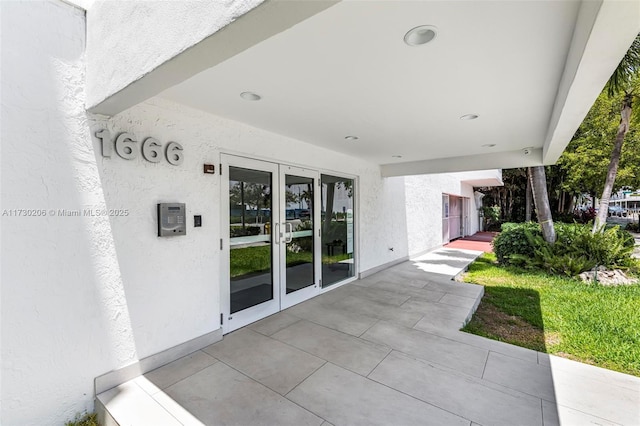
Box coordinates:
[631,231,640,259]
[444,232,496,253]
[98,234,640,426]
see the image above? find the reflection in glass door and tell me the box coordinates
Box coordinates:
[222,156,321,332]
[321,174,355,288]
[222,156,281,333]
[442,194,450,243]
[280,167,320,309]
[284,175,314,293]
[449,196,462,240]
[229,166,275,314]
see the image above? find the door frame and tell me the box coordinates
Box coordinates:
[220,154,323,333]
[442,194,450,243]
[221,155,282,333]
[278,164,322,310]
[443,193,471,243]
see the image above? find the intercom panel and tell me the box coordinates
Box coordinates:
[157,203,186,236]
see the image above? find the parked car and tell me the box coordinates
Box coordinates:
[298,209,311,219]
[608,205,627,217]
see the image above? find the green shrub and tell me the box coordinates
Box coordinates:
[230,225,261,237]
[513,231,596,276]
[482,205,501,231]
[591,226,635,266]
[294,221,313,252]
[610,224,636,247]
[495,222,635,276]
[323,221,347,243]
[493,222,541,265]
[625,221,640,232]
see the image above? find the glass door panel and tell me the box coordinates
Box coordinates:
[222,157,322,331]
[280,166,320,309]
[449,196,462,240]
[442,194,450,243]
[222,155,280,333]
[321,174,355,288]
[284,175,315,294]
[229,166,274,313]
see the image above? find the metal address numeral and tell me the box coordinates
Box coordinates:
[95,129,112,157]
[115,133,137,160]
[142,137,162,163]
[95,129,184,165]
[166,142,184,166]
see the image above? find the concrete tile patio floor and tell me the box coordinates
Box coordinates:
[98,247,640,426]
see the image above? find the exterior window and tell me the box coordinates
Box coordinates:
[321,175,355,287]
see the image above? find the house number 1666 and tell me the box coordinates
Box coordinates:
[95,130,184,166]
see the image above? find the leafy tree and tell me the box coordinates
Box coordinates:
[478,166,557,243]
[592,34,640,232]
[544,164,572,215]
[478,168,529,223]
[230,182,271,226]
[559,86,640,208]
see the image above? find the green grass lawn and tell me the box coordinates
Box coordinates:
[462,253,640,377]
[230,245,351,278]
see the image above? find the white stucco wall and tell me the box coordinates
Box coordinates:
[1,2,493,424]
[0,2,410,419]
[2,2,114,424]
[86,0,264,108]
[404,174,479,256]
[105,97,410,275]
[85,0,339,116]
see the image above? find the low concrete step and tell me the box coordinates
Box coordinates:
[97,377,203,426]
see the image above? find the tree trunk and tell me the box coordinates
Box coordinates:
[306,183,313,212]
[240,182,246,229]
[525,168,532,222]
[558,190,564,213]
[324,182,335,234]
[568,196,575,214]
[529,166,556,244]
[593,94,632,233]
[507,189,514,222]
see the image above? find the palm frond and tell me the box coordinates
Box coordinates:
[607,33,640,97]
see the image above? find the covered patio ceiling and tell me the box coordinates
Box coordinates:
[93,1,640,177]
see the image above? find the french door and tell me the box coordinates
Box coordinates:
[221,155,321,333]
[449,196,462,240]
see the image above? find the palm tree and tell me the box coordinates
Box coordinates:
[529,166,556,243]
[525,167,532,222]
[593,34,640,232]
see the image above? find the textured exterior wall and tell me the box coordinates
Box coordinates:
[86,0,264,108]
[1,2,117,424]
[105,97,410,275]
[357,175,410,270]
[0,24,415,420]
[404,174,480,256]
[1,2,493,424]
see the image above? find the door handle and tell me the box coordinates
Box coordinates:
[274,222,280,244]
[285,222,293,243]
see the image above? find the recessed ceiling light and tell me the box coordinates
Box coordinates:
[460,114,479,120]
[345,136,359,141]
[482,144,496,148]
[240,91,261,101]
[404,25,438,46]
[392,155,403,158]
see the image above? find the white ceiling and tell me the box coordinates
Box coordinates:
[154,0,639,175]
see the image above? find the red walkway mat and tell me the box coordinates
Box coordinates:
[444,232,496,253]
